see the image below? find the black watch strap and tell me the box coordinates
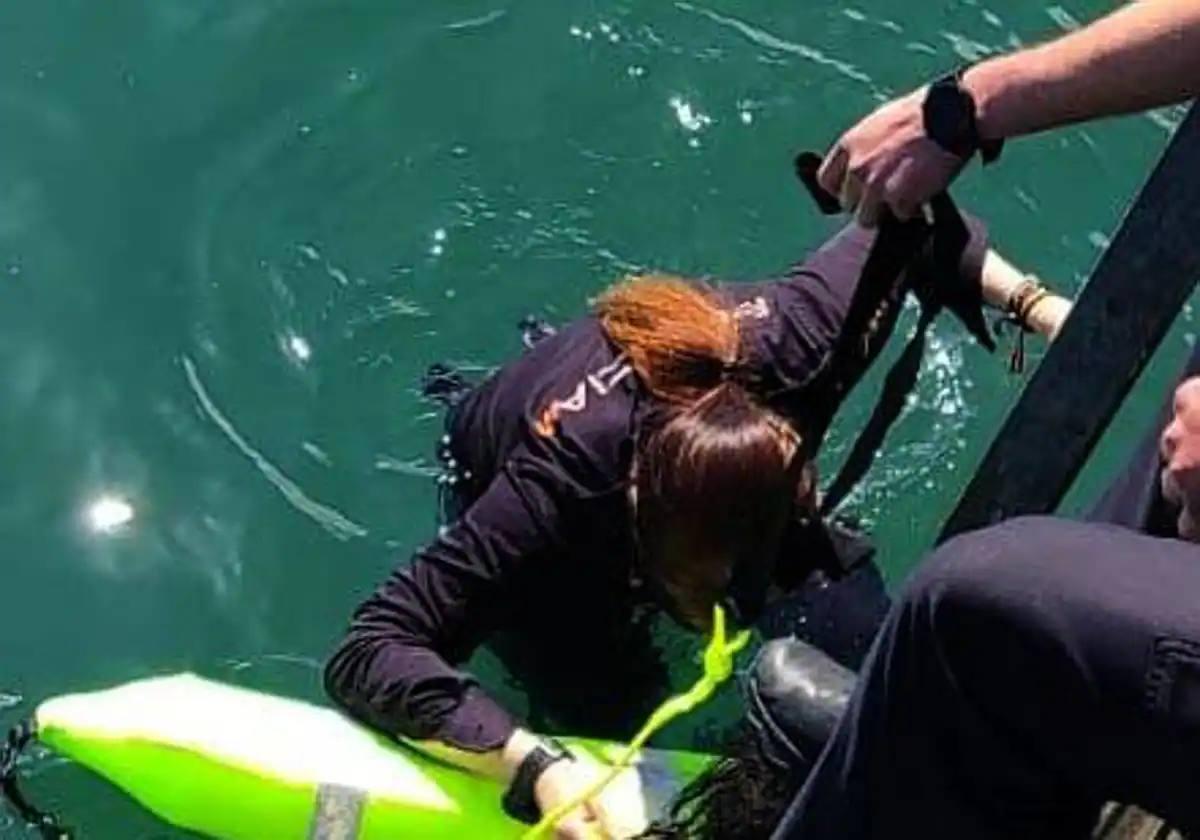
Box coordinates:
[923,67,1004,165]
[501,738,574,825]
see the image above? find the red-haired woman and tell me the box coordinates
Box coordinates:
[324,217,1009,837]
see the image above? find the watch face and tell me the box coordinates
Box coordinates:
[924,83,972,157]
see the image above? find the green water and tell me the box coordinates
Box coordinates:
[0,2,1192,836]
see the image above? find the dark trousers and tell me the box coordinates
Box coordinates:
[773,515,1200,839]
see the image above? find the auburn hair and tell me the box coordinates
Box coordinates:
[635,385,806,628]
[595,275,739,404]
[597,275,811,629]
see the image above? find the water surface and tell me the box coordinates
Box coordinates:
[0,2,1189,835]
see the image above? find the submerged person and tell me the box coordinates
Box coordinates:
[323,211,1014,837]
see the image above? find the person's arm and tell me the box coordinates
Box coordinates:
[818,0,1200,223]
[762,214,993,390]
[977,248,1071,340]
[323,462,618,838]
[967,0,1200,142]
[324,465,550,754]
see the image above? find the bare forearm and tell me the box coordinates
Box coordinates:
[965,0,1200,141]
[979,249,1071,340]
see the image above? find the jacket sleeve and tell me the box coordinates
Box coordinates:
[793,213,991,335]
[323,455,565,752]
[741,216,989,429]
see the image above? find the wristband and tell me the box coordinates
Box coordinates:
[923,67,1004,164]
[501,738,574,825]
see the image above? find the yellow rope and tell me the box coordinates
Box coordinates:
[522,604,751,839]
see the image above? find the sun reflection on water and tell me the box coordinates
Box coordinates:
[85,494,135,534]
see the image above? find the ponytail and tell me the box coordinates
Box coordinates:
[598,274,814,629]
[595,275,739,404]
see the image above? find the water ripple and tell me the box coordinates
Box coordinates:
[1146,105,1186,136]
[940,31,993,63]
[261,652,323,670]
[0,691,22,711]
[219,652,323,673]
[675,1,876,91]
[302,441,332,466]
[374,455,440,478]
[1044,5,1082,32]
[841,7,902,35]
[346,294,430,334]
[445,9,507,32]
[181,356,368,541]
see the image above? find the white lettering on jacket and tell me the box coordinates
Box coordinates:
[534,356,633,437]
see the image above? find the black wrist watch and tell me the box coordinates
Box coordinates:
[922,67,1004,164]
[501,738,574,824]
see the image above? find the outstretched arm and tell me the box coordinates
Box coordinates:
[323,461,641,838]
[819,0,1200,222]
[968,0,1200,141]
[323,468,547,759]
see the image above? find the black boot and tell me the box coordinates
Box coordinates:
[747,637,856,770]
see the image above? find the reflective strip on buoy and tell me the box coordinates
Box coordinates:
[308,784,366,840]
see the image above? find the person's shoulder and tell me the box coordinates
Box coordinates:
[509,318,637,496]
[722,280,779,322]
[528,390,636,492]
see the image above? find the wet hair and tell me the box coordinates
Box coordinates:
[595,274,739,404]
[595,275,810,629]
[636,723,807,839]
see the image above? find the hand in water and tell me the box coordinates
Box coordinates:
[1161,377,1200,540]
[817,87,967,226]
[535,753,646,839]
[525,604,750,840]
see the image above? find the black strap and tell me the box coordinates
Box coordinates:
[792,152,936,448]
[820,308,937,516]
[792,152,994,516]
[1,721,72,839]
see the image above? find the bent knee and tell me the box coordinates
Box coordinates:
[901,516,1093,637]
